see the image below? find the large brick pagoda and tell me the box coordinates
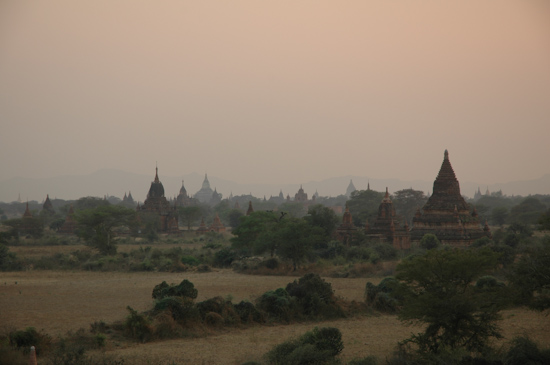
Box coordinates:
[410,150,490,246]
[139,167,179,234]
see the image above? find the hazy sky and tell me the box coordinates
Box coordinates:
[1,1,549,187]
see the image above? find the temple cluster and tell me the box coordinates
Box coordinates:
[27,150,491,247]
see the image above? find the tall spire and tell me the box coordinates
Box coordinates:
[154,164,159,183]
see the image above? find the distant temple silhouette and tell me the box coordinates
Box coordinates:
[138,167,179,234]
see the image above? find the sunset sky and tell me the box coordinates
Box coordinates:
[1,1,549,187]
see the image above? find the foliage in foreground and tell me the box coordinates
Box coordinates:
[265,327,344,365]
[396,247,504,355]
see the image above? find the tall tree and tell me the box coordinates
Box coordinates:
[178,206,202,230]
[392,189,428,223]
[508,242,550,311]
[231,211,279,256]
[276,218,324,270]
[347,189,384,226]
[305,204,340,237]
[75,205,136,255]
[396,248,503,355]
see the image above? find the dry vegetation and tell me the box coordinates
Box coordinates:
[1,267,550,364]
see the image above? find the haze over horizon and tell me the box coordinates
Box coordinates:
[1,1,549,188]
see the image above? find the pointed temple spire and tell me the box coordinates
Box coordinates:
[411,150,491,246]
[246,201,254,215]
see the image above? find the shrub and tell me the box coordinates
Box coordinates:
[346,246,372,261]
[152,279,198,300]
[204,312,224,327]
[475,275,505,291]
[419,234,440,250]
[234,301,264,323]
[256,288,294,322]
[504,336,550,365]
[213,247,238,267]
[196,296,240,325]
[258,257,279,269]
[152,311,182,339]
[181,255,200,266]
[285,273,344,319]
[153,297,199,322]
[364,277,402,313]
[196,296,226,319]
[124,306,152,342]
[347,356,378,365]
[266,327,343,365]
[373,243,398,260]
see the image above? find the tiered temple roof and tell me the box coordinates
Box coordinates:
[176,180,193,207]
[410,150,490,246]
[294,185,308,202]
[58,205,78,234]
[246,201,254,215]
[139,167,179,234]
[196,218,209,235]
[209,213,226,233]
[336,203,357,244]
[365,188,411,249]
[42,194,55,215]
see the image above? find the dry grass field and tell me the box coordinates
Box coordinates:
[1,268,550,364]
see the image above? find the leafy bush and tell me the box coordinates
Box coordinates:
[181,255,200,266]
[256,288,294,322]
[373,243,398,260]
[345,246,372,261]
[0,244,19,271]
[204,312,224,327]
[213,247,238,267]
[504,336,550,365]
[153,297,199,322]
[124,306,152,342]
[347,356,378,365]
[475,276,505,291]
[266,327,343,365]
[196,296,240,325]
[285,273,344,319]
[234,301,264,323]
[152,279,198,300]
[258,258,279,269]
[364,277,403,313]
[9,327,49,353]
[419,234,440,250]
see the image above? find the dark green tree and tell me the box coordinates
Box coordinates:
[279,201,308,218]
[491,206,509,226]
[509,197,547,225]
[304,204,340,237]
[2,217,44,239]
[347,189,384,226]
[74,196,110,211]
[508,242,550,311]
[419,233,440,250]
[231,211,280,256]
[396,248,503,355]
[276,218,325,270]
[75,205,136,255]
[392,189,428,223]
[227,209,244,228]
[538,208,550,231]
[178,206,202,230]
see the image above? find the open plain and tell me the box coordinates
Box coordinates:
[1,268,549,364]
